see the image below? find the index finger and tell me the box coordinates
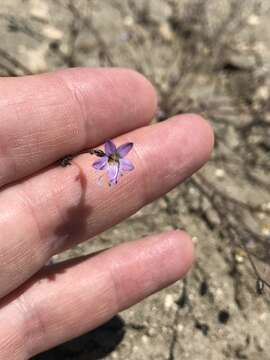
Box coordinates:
[0,68,157,187]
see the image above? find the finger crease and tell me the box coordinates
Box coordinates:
[56,74,92,150]
[16,188,43,250]
[15,293,47,358]
[107,265,122,314]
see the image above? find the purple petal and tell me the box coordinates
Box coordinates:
[105,139,117,156]
[92,156,108,170]
[117,142,133,158]
[119,158,134,172]
[107,163,120,184]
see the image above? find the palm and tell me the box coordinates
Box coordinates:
[0,68,213,359]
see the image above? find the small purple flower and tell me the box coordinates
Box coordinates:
[92,139,134,185]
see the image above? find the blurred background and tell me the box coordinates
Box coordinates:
[1,1,270,359]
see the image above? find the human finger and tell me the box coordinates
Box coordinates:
[0,67,156,187]
[0,230,193,358]
[0,114,213,299]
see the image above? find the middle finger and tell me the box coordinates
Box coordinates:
[0,114,213,299]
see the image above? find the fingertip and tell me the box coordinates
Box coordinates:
[115,68,158,111]
[163,230,195,279]
[173,230,195,275]
[176,113,215,162]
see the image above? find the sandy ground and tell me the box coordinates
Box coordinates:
[1,1,270,359]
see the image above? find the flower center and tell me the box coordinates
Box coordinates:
[108,153,119,164]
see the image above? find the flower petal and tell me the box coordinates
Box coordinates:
[92,156,108,170]
[105,139,117,156]
[117,142,133,158]
[107,163,120,184]
[119,158,134,172]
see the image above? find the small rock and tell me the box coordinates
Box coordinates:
[255,86,269,101]
[141,335,149,344]
[164,294,175,311]
[189,198,201,211]
[259,312,268,321]
[124,16,134,27]
[235,254,244,263]
[264,112,270,123]
[205,208,221,227]
[261,226,270,236]
[247,14,260,26]
[201,197,211,212]
[43,26,63,40]
[192,236,199,244]
[225,125,240,149]
[216,288,224,300]
[225,53,256,71]
[257,212,266,220]
[148,327,156,337]
[111,352,119,359]
[261,202,270,211]
[215,168,225,179]
[159,22,174,41]
[177,324,184,332]
[30,0,49,19]
[188,186,199,195]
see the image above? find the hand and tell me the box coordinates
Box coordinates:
[0,68,213,359]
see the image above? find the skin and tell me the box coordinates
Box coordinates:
[0,68,214,359]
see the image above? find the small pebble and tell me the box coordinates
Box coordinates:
[164,294,175,310]
[261,202,270,211]
[261,227,270,236]
[192,236,199,244]
[148,328,156,337]
[43,26,63,40]
[124,16,134,27]
[111,351,118,359]
[256,86,269,101]
[177,324,184,332]
[235,254,244,263]
[141,335,149,344]
[30,0,48,19]
[215,168,225,179]
[257,212,266,220]
[247,14,260,26]
[159,22,173,41]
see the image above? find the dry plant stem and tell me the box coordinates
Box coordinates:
[59,148,105,167]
